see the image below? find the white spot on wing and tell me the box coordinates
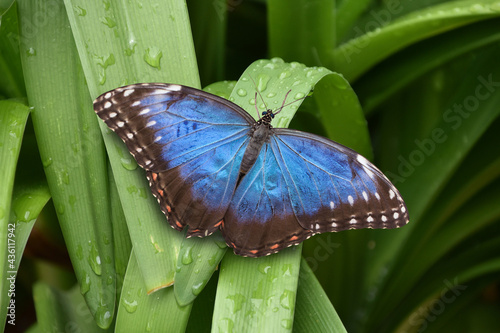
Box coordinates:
[389,190,395,199]
[348,195,354,206]
[139,108,150,115]
[381,215,387,222]
[104,92,112,99]
[401,206,406,213]
[375,192,381,200]
[146,120,157,127]
[362,191,368,201]
[123,89,135,97]
[393,212,399,219]
[349,218,357,224]
[117,121,125,127]
[126,133,133,139]
[167,85,182,91]
[145,160,152,166]
[329,201,335,209]
[331,222,338,228]
[109,112,117,118]
[315,223,320,230]
[104,101,112,109]
[132,100,141,107]
[367,216,374,223]
[154,135,162,142]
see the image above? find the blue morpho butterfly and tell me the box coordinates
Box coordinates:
[94,83,409,257]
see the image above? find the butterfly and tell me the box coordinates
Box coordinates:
[94,83,409,257]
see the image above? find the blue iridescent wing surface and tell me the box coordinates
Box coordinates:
[94,83,254,236]
[224,128,408,257]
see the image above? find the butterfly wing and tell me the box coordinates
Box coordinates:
[223,129,408,257]
[94,83,254,236]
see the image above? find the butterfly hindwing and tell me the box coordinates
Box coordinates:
[94,83,254,236]
[223,142,313,257]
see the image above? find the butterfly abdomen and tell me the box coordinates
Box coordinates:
[239,123,272,179]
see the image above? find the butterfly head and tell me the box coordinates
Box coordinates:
[260,110,275,125]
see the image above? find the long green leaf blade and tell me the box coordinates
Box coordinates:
[0,100,30,329]
[18,0,115,327]
[64,0,199,292]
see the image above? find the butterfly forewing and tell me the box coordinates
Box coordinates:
[94,83,254,236]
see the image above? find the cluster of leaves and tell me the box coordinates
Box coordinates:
[1,0,499,332]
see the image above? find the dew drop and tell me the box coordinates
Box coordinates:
[100,16,117,28]
[181,246,193,265]
[258,263,271,274]
[26,48,36,57]
[294,92,305,99]
[281,264,292,277]
[121,156,137,170]
[123,298,138,313]
[43,157,53,168]
[57,204,65,215]
[256,74,270,92]
[74,5,87,16]
[281,319,292,329]
[124,41,137,56]
[80,272,91,295]
[280,289,295,310]
[95,305,112,328]
[88,242,102,276]
[191,281,205,296]
[263,62,275,70]
[279,71,291,80]
[144,47,163,69]
[236,88,247,97]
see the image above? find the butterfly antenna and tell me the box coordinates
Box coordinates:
[276,93,309,115]
[254,92,260,118]
[274,89,292,116]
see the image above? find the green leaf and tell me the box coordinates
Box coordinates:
[188,0,227,85]
[115,251,192,332]
[293,258,347,333]
[333,0,500,81]
[268,0,336,66]
[363,45,500,331]
[33,283,106,333]
[65,0,198,293]
[0,99,30,329]
[174,233,227,306]
[18,0,115,327]
[213,248,301,332]
[0,2,26,98]
[355,19,500,114]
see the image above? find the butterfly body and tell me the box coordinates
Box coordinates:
[94,83,409,257]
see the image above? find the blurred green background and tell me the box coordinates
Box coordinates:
[1,0,500,332]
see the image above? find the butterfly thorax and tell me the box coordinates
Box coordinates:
[238,116,273,180]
